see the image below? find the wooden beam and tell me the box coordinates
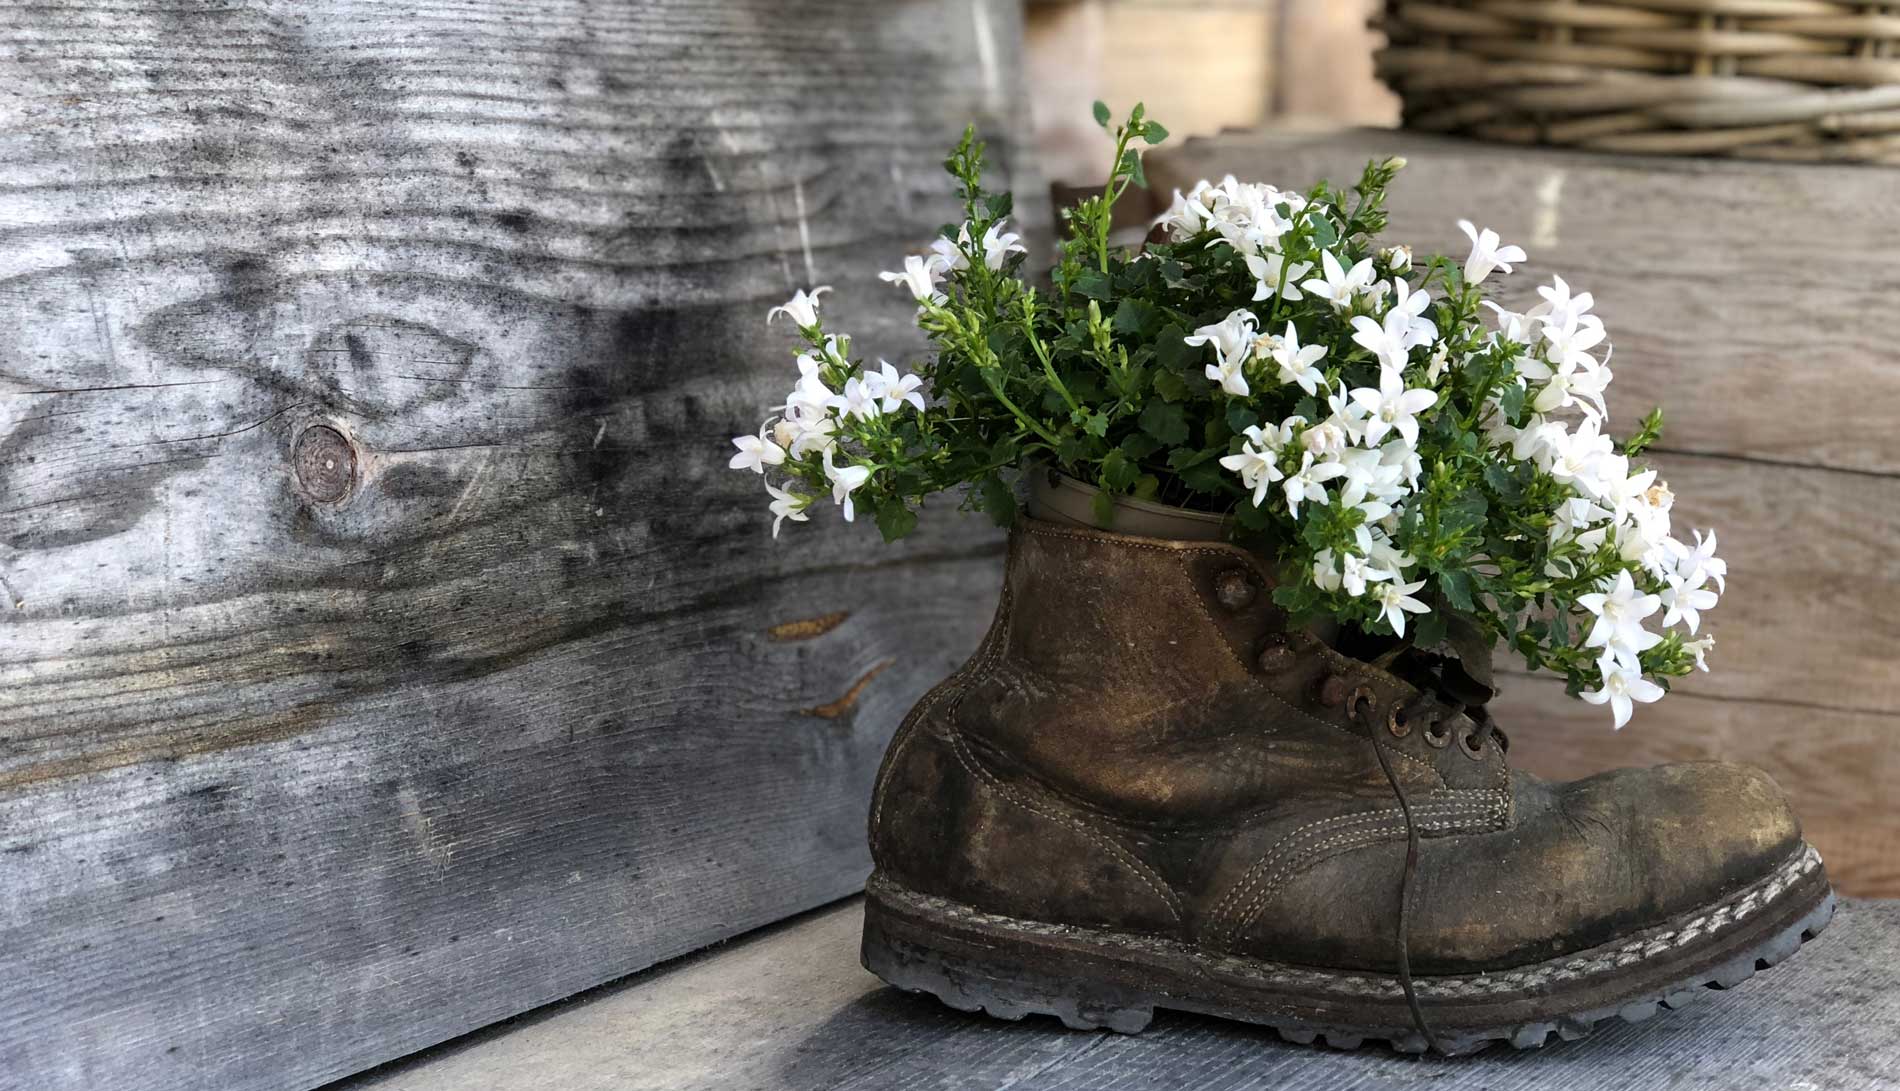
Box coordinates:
[0,2,1030,1088]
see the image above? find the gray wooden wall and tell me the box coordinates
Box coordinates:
[0,3,1030,1089]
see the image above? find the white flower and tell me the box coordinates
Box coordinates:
[766,482,811,538]
[868,360,926,414]
[927,230,969,274]
[822,448,873,522]
[1380,245,1412,273]
[1219,426,1286,505]
[1386,278,1438,349]
[1660,567,1719,634]
[1457,219,1527,285]
[1283,452,1347,520]
[1669,528,1726,593]
[1577,570,1663,660]
[1532,274,1594,329]
[828,375,882,421]
[1545,415,1614,490]
[783,369,835,424]
[782,414,838,458]
[1244,252,1311,304]
[1185,309,1257,366]
[980,221,1026,271]
[1425,343,1453,383]
[729,421,787,474]
[767,286,830,328]
[1302,418,1350,458]
[1349,368,1438,448]
[1300,250,1375,312]
[879,254,945,304]
[1580,655,1665,730]
[1260,321,1327,395]
[1206,353,1250,398]
[1372,579,1430,638]
[1684,635,1715,672]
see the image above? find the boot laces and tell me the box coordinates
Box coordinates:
[1334,661,1500,1055]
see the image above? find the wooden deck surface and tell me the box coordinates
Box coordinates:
[337,896,1900,1091]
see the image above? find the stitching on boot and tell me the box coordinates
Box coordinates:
[1210,797,1504,945]
[875,844,1824,998]
[871,551,1017,852]
[945,728,1186,925]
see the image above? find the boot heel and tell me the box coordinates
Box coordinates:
[860,877,1156,1033]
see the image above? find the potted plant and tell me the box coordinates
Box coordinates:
[729,104,1719,725]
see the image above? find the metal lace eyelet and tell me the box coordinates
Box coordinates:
[1423,718,1454,749]
[1459,729,1487,760]
[1214,568,1256,611]
[1317,673,1349,708]
[1347,686,1376,723]
[1387,703,1413,739]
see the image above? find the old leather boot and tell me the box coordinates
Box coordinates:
[862,518,1834,1054]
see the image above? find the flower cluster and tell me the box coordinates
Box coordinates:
[726,104,1722,728]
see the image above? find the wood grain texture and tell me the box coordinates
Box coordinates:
[0,2,1030,1089]
[338,896,1900,1091]
[1149,129,1900,896]
[1149,128,1900,475]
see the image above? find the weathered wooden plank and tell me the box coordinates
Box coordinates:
[1149,129,1900,476]
[337,897,1900,1091]
[0,2,1031,1089]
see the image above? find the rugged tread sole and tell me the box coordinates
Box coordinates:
[862,849,1835,1056]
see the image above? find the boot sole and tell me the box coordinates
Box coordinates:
[860,843,1833,1055]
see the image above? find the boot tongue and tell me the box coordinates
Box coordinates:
[1354,625,1497,713]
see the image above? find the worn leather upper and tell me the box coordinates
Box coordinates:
[869,518,1802,973]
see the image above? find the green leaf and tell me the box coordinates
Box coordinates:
[1101,448,1140,491]
[1413,609,1449,650]
[1154,324,1198,372]
[1437,568,1477,612]
[977,475,1016,528]
[1111,298,1158,335]
[1226,404,1260,434]
[1152,370,1189,403]
[1133,474,1160,501]
[1166,447,1215,471]
[1138,400,1189,446]
[1482,460,1526,504]
[1091,486,1116,526]
[1072,270,1113,300]
[1082,410,1110,437]
[1499,380,1527,424]
[1142,120,1169,145]
[1120,433,1162,461]
[875,499,919,542]
[1092,100,1111,128]
[1179,460,1227,495]
[1309,216,1338,248]
[984,191,1014,222]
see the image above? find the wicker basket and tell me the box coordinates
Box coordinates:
[1377,1,1900,162]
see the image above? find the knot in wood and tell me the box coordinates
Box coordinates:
[293,425,356,503]
[1214,568,1256,611]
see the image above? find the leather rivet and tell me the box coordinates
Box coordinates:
[1255,639,1294,673]
[1214,568,1255,611]
[1318,674,1348,708]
